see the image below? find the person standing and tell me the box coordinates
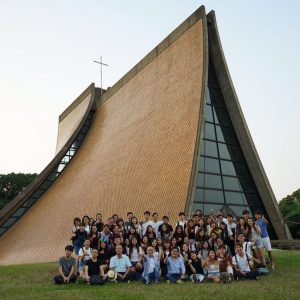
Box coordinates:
[255,211,274,269]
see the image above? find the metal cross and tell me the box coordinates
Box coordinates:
[93,56,108,96]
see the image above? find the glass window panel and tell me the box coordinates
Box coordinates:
[244,193,261,206]
[208,88,225,107]
[225,192,247,205]
[228,206,249,217]
[205,105,214,123]
[194,188,204,203]
[0,227,7,235]
[192,202,204,212]
[216,126,238,145]
[239,179,256,192]
[57,164,66,173]
[201,157,220,174]
[204,204,224,216]
[227,145,244,162]
[198,157,205,172]
[223,177,243,191]
[234,163,251,178]
[218,143,231,160]
[205,88,211,104]
[213,107,232,126]
[31,189,45,199]
[204,123,216,140]
[39,180,52,191]
[203,141,218,158]
[204,189,225,203]
[220,160,236,176]
[197,174,222,189]
[2,217,17,228]
[12,207,27,218]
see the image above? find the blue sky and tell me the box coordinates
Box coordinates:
[0,0,299,201]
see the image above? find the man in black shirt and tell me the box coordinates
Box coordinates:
[84,249,104,285]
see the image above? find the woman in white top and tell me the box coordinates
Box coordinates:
[202,250,220,283]
[127,237,143,270]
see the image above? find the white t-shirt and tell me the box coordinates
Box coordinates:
[243,242,254,255]
[152,221,163,235]
[129,247,142,262]
[78,247,92,261]
[232,253,252,272]
[141,221,154,236]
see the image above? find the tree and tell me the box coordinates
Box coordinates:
[279,189,300,239]
[0,173,38,210]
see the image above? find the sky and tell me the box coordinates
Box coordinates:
[0,0,299,201]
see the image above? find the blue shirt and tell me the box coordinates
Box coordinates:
[109,254,132,273]
[167,256,186,274]
[255,219,268,238]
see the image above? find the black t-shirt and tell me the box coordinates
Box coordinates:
[187,259,204,275]
[85,259,101,276]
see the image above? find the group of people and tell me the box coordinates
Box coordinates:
[54,209,273,285]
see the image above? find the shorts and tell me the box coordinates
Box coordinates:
[262,237,272,251]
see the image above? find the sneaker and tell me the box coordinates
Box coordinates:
[176,279,183,284]
[271,263,275,270]
[155,280,160,284]
[229,273,234,282]
[192,275,197,283]
[145,281,150,285]
[127,280,131,284]
[167,280,171,284]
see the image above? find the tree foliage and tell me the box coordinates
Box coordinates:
[0,173,38,210]
[279,188,300,239]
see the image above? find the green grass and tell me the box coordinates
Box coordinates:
[0,250,300,300]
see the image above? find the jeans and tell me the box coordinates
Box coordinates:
[142,269,160,284]
[234,270,259,280]
[165,273,181,283]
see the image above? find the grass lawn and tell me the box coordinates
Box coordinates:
[0,250,300,300]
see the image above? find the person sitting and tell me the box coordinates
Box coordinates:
[142,246,161,284]
[165,247,186,284]
[84,248,105,285]
[186,251,205,283]
[109,244,136,282]
[232,243,260,280]
[202,250,220,283]
[78,239,92,278]
[54,245,77,284]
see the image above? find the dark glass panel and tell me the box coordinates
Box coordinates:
[12,207,27,218]
[0,228,6,235]
[199,157,220,174]
[213,107,232,126]
[244,194,261,206]
[204,122,216,140]
[216,126,238,145]
[31,189,45,199]
[227,145,244,162]
[205,105,214,123]
[239,178,257,193]
[1,217,17,228]
[197,174,222,189]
